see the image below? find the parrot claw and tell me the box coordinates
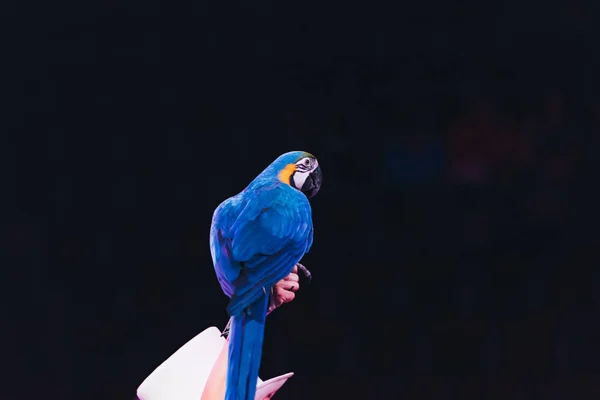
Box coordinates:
[296,263,312,282]
[221,318,232,338]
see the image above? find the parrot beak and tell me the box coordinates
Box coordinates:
[301,165,322,199]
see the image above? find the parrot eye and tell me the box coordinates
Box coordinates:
[304,159,310,166]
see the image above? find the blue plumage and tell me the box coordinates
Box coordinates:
[209,151,321,400]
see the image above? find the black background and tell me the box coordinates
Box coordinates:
[4,0,600,399]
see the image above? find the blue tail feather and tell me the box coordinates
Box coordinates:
[225,293,269,400]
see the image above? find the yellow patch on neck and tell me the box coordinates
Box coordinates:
[278,163,297,184]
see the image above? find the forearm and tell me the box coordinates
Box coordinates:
[201,338,230,400]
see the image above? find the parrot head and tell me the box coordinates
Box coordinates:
[270,151,322,199]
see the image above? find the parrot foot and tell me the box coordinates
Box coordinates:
[297,263,312,282]
[221,318,232,338]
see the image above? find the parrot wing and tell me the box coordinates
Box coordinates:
[224,185,312,316]
[306,225,314,253]
[210,197,243,298]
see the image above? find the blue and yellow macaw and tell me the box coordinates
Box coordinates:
[209,151,322,400]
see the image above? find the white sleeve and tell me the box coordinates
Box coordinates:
[136,327,225,400]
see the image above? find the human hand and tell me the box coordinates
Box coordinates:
[267,265,301,314]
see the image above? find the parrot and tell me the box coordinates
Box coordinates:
[209,151,322,400]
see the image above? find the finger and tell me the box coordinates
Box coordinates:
[268,297,283,313]
[277,280,300,292]
[283,273,300,283]
[275,277,298,291]
[277,290,295,304]
[291,265,298,274]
